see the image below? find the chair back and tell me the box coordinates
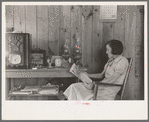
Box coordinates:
[118,57,133,100]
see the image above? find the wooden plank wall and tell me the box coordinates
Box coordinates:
[48,5,60,55]
[13,6,26,33]
[59,6,71,56]
[70,5,82,56]
[135,6,144,100]
[26,6,37,49]
[5,5,144,100]
[92,6,103,73]
[123,6,144,100]
[82,6,93,72]
[37,6,49,56]
[6,5,14,31]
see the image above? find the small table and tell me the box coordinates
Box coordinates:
[5,67,87,100]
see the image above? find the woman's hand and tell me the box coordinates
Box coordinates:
[83,72,88,76]
[95,74,102,78]
[88,74,102,79]
[83,82,94,90]
[80,72,92,83]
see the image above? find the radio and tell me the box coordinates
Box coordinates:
[6,33,30,69]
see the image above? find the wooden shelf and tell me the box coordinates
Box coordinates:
[9,93,58,97]
[8,93,59,100]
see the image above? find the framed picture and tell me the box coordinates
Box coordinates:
[30,49,46,67]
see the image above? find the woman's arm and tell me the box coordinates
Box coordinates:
[87,69,105,79]
[83,82,94,90]
[82,67,108,89]
[100,72,121,84]
[87,62,108,79]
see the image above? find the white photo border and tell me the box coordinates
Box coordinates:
[2,1,148,120]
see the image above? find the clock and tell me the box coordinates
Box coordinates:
[6,33,30,69]
[8,54,21,64]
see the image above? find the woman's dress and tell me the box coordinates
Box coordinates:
[63,55,129,100]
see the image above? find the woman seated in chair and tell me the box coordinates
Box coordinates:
[58,39,129,100]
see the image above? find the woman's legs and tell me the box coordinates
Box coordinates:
[64,82,94,100]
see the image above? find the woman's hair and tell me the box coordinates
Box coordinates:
[106,40,123,55]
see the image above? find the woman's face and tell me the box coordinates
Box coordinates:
[106,44,113,58]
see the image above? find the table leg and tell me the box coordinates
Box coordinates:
[10,78,15,90]
[37,78,40,100]
[5,78,10,100]
[38,78,42,86]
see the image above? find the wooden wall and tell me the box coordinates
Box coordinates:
[5,5,144,100]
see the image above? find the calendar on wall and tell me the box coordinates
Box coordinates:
[100,5,117,19]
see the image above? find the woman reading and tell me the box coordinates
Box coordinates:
[57,40,129,100]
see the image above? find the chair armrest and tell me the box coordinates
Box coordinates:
[93,81,122,87]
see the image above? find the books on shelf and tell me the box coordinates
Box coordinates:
[21,85,40,92]
[11,91,32,95]
[38,85,59,95]
[10,85,40,95]
[10,85,59,95]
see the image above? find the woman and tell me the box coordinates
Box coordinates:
[58,40,129,100]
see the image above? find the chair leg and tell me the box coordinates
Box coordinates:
[93,84,98,100]
[115,94,120,100]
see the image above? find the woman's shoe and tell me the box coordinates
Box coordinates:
[57,91,67,100]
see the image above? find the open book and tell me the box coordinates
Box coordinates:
[69,63,92,84]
